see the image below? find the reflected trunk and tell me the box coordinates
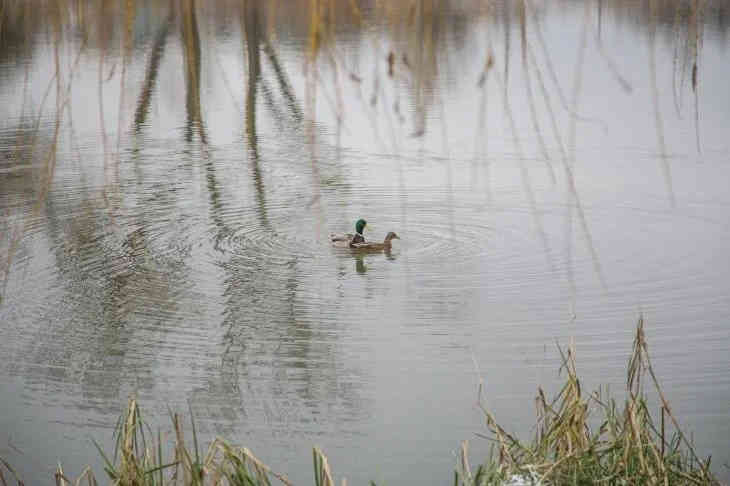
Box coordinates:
[134,7,174,133]
[181,0,205,144]
[243,1,270,229]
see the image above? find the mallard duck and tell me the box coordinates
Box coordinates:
[329,219,367,247]
[350,232,400,251]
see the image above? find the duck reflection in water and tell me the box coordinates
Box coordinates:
[355,254,367,274]
[354,246,397,274]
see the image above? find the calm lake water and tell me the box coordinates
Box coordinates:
[1,0,729,483]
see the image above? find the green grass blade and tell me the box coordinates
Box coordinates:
[91,438,118,480]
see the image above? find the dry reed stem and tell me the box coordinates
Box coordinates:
[460,441,472,484]
[313,447,334,486]
[477,316,719,485]
[238,445,292,486]
[0,457,23,486]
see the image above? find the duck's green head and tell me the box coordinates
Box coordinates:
[355,219,367,235]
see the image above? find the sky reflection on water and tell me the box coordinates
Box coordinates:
[1,1,730,483]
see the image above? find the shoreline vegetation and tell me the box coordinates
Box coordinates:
[0,318,722,486]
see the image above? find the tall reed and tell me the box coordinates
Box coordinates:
[458,316,720,486]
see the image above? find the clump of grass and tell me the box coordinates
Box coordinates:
[52,399,297,486]
[458,316,721,486]
[5,317,721,486]
[48,398,341,486]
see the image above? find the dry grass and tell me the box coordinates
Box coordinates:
[47,400,304,486]
[1,318,720,486]
[458,316,721,486]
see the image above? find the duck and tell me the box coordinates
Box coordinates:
[329,219,367,248]
[350,232,400,251]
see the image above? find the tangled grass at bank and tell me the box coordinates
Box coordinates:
[0,318,722,486]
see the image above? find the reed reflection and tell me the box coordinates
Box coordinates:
[133,8,174,134]
[242,1,269,229]
[0,1,729,483]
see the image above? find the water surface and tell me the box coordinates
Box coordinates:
[1,1,729,483]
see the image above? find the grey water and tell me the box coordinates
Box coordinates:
[1,0,729,483]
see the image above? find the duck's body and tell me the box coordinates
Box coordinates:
[329,219,367,248]
[329,233,354,247]
[329,233,353,243]
[329,233,365,244]
[350,232,400,251]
